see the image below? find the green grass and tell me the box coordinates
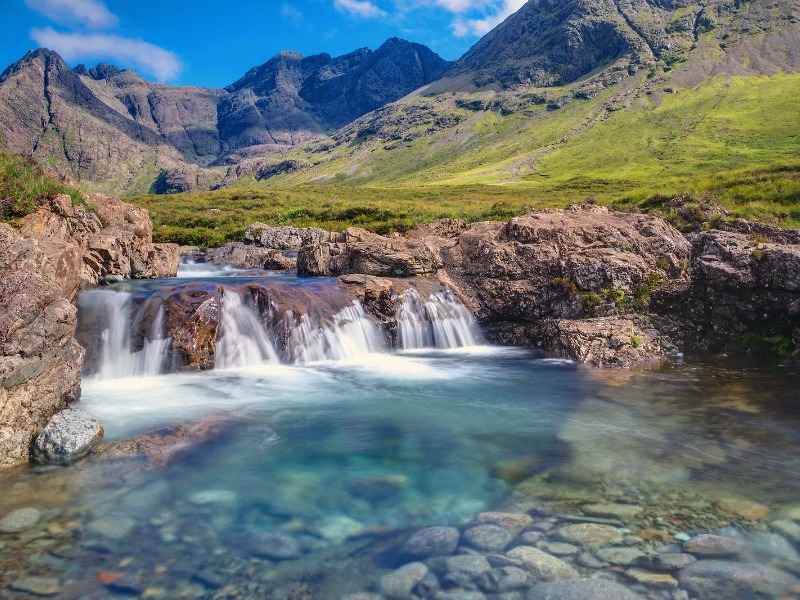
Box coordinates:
[0,150,83,220]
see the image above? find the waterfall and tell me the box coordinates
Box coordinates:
[82,291,170,379]
[396,289,478,350]
[215,290,279,369]
[286,302,383,363]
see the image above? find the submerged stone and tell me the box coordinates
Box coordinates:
[683,534,744,557]
[581,503,642,520]
[400,526,460,559]
[713,498,769,521]
[594,546,645,566]
[624,568,678,589]
[472,512,534,537]
[33,409,104,465]
[526,578,644,600]
[380,562,429,599]
[234,531,303,561]
[463,524,514,552]
[506,546,578,581]
[555,523,623,548]
[0,507,41,533]
[678,560,800,599]
[11,577,60,596]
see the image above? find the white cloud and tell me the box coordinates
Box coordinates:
[281,3,305,24]
[334,0,388,19]
[452,0,525,36]
[31,28,183,82]
[24,0,118,29]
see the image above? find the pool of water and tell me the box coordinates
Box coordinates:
[1,267,800,599]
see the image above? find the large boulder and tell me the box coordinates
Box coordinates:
[32,408,104,465]
[244,223,334,249]
[203,242,296,270]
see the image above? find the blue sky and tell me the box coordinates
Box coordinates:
[0,0,525,88]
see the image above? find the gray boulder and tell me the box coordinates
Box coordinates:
[32,409,103,465]
[400,526,460,559]
[678,559,800,599]
[526,578,644,600]
[244,224,333,249]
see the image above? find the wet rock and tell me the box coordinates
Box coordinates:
[536,541,578,556]
[472,512,534,537]
[491,458,540,483]
[348,473,409,501]
[437,592,486,600]
[712,498,769,520]
[380,562,429,599]
[234,531,303,561]
[594,546,645,566]
[625,568,678,589]
[506,546,578,580]
[189,489,238,505]
[638,552,696,571]
[678,560,800,599]
[555,523,623,548]
[683,533,744,557]
[11,576,60,596]
[516,531,542,546]
[0,507,41,533]
[771,519,800,543]
[476,566,531,593]
[429,554,492,581]
[203,242,296,270]
[526,578,644,600]
[244,224,333,249]
[87,516,135,540]
[463,524,514,552]
[581,503,642,520]
[400,526,460,559]
[414,570,440,598]
[340,594,384,600]
[317,515,364,543]
[32,409,104,465]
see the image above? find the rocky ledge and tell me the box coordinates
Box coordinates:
[0,194,180,469]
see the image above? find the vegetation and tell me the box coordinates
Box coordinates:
[0,150,82,220]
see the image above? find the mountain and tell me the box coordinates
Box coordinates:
[0,39,451,193]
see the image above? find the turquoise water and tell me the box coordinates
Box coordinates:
[1,269,800,598]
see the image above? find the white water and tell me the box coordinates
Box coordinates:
[396,288,478,350]
[215,290,279,369]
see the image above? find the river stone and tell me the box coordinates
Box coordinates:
[236,531,302,560]
[678,560,800,599]
[400,526,460,559]
[638,552,696,571]
[537,541,578,556]
[87,516,135,540]
[0,507,41,533]
[472,512,534,537]
[380,562,429,599]
[188,489,238,505]
[476,566,531,593]
[348,474,408,501]
[555,523,623,548]
[581,503,642,520]
[594,546,645,565]
[32,409,104,465]
[712,498,769,520]
[506,546,578,580]
[624,568,678,589]
[441,554,493,578]
[772,519,800,543]
[438,593,486,600]
[11,577,60,596]
[464,524,514,552]
[525,578,644,600]
[683,534,744,557]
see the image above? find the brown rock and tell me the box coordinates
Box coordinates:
[713,498,769,521]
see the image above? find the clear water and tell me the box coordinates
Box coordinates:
[1,265,800,599]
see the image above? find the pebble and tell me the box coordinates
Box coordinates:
[683,534,744,557]
[516,531,542,546]
[438,592,486,600]
[506,546,577,581]
[678,559,800,600]
[555,523,623,548]
[400,526,460,559]
[340,594,384,600]
[437,554,492,579]
[625,568,678,588]
[380,562,429,599]
[11,577,60,596]
[473,512,534,537]
[317,515,364,543]
[638,552,696,571]
[87,516,135,540]
[537,541,578,556]
[348,474,408,501]
[772,519,800,543]
[526,578,644,600]
[188,489,238,505]
[476,566,530,593]
[463,524,514,552]
[712,498,769,520]
[0,507,41,533]
[594,546,645,566]
[581,503,642,520]
[236,531,302,560]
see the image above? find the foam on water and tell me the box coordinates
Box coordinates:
[396,288,479,349]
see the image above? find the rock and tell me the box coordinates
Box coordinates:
[340,594,384,600]
[678,560,800,599]
[437,593,486,600]
[380,562,429,599]
[0,507,41,533]
[233,531,303,561]
[87,516,136,540]
[32,409,104,465]
[11,576,60,596]
[624,568,678,588]
[244,224,333,249]
[476,566,530,593]
[526,578,644,600]
[463,524,515,552]
[683,534,744,557]
[430,554,492,580]
[491,458,540,483]
[348,474,409,501]
[593,546,645,566]
[189,489,238,505]
[203,242,296,270]
[555,523,623,548]
[506,546,578,580]
[771,519,800,543]
[316,515,364,543]
[536,541,578,556]
[581,503,642,520]
[400,526,460,559]
[712,498,769,520]
[637,552,696,571]
[472,512,534,537]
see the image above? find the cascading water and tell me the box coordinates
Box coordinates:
[286,302,383,363]
[396,288,478,349]
[80,290,171,379]
[215,290,279,369]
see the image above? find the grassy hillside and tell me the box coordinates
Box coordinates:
[0,150,83,221]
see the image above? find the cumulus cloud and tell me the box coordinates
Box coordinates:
[31,28,183,81]
[24,0,118,29]
[452,0,525,36]
[334,0,388,19]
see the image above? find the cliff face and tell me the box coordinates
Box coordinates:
[0,194,179,469]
